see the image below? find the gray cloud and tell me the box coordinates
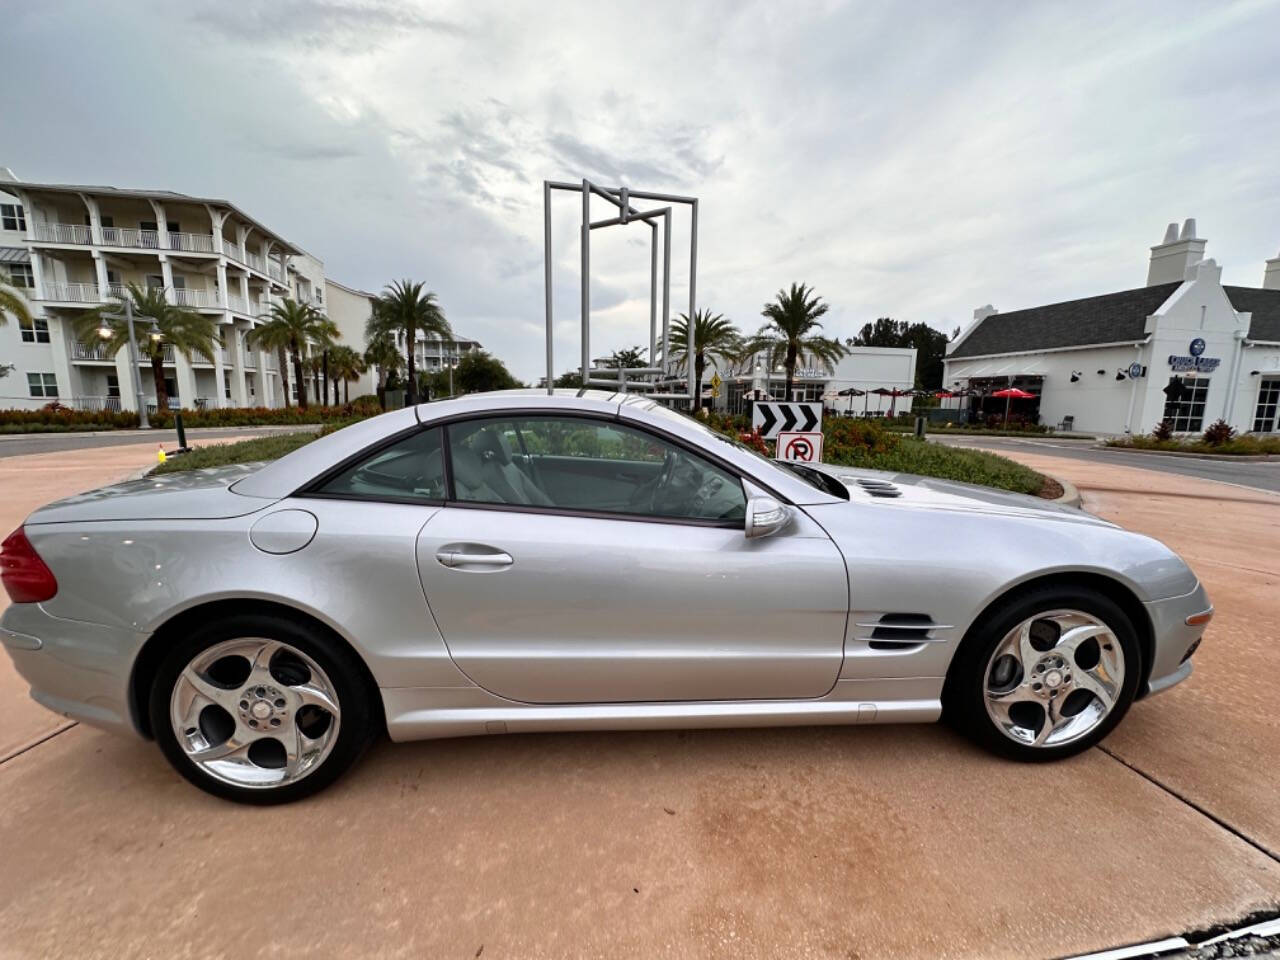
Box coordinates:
[3,0,1279,383]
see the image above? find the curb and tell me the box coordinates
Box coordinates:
[1051,474,1083,509]
[1096,445,1276,462]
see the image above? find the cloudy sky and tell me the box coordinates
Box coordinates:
[4,0,1280,380]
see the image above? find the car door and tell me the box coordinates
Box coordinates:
[415,414,849,704]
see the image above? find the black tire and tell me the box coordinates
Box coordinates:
[943,585,1142,761]
[149,612,378,804]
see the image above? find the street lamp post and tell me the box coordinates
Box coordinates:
[98,297,152,430]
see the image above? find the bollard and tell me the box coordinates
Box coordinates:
[174,410,189,452]
[914,415,926,438]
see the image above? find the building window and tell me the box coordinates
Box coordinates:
[224,371,232,400]
[6,263,33,288]
[1,203,26,232]
[107,374,120,399]
[1163,376,1210,432]
[1254,378,1280,433]
[27,372,58,398]
[19,317,50,343]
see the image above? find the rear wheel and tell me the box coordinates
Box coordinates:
[944,587,1141,761]
[149,613,376,804]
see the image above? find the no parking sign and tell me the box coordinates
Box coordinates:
[776,431,823,464]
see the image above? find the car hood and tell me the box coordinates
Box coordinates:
[28,464,279,524]
[804,464,1113,528]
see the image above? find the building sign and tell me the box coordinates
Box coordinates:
[1168,338,1220,373]
[776,431,823,463]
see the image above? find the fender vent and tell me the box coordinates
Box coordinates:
[852,613,953,652]
[855,478,902,498]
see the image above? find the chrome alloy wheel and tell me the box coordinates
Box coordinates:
[983,609,1125,748]
[169,638,341,789]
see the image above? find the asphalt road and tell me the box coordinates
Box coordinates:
[0,424,317,458]
[932,435,1280,493]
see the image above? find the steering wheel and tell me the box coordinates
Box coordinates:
[625,450,678,512]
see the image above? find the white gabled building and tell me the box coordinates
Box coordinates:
[0,168,375,412]
[944,220,1280,435]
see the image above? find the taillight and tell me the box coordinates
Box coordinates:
[0,526,58,603]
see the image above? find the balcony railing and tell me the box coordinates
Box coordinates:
[166,231,216,253]
[244,250,265,273]
[32,222,92,244]
[169,287,221,309]
[268,263,283,282]
[39,281,105,303]
[71,341,176,364]
[35,222,221,255]
[244,352,258,370]
[100,226,160,248]
[71,396,123,413]
[222,238,243,262]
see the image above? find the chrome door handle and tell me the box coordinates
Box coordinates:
[435,549,513,569]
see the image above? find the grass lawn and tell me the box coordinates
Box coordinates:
[152,432,320,475]
[825,436,1050,496]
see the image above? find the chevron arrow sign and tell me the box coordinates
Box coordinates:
[751,401,822,439]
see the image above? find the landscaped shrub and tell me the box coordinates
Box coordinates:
[0,407,139,430]
[149,403,382,429]
[1152,419,1174,441]
[1202,418,1236,446]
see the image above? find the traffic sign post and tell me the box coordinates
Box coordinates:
[752,401,822,439]
[776,431,823,464]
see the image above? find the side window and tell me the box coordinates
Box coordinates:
[319,427,445,501]
[448,416,746,523]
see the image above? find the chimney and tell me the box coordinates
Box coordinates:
[1265,250,1280,291]
[1147,218,1206,286]
[973,304,997,324]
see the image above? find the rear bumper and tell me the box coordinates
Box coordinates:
[1141,582,1211,698]
[0,602,148,739]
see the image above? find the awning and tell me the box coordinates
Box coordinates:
[0,246,31,264]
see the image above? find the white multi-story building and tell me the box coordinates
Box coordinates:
[943,220,1280,435]
[0,169,376,411]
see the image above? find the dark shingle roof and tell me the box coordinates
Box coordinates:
[948,283,1181,359]
[1225,286,1280,342]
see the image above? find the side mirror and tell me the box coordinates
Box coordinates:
[744,496,789,539]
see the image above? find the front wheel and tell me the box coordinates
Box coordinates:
[944,587,1142,761]
[149,613,376,804]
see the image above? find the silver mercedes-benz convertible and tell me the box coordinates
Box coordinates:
[1,391,1211,803]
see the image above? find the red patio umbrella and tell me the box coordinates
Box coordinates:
[871,386,913,416]
[991,387,1036,426]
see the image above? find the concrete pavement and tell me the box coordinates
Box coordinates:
[0,443,1278,959]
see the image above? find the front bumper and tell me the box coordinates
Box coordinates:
[1141,581,1212,698]
[0,602,148,739]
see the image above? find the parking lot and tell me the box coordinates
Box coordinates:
[1,440,1278,959]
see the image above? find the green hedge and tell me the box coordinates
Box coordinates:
[149,400,381,429]
[1107,433,1280,456]
[152,432,321,474]
[0,406,139,429]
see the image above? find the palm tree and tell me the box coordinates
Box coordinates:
[368,280,451,405]
[248,314,295,408]
[747,282,848,401]
[665,309,741,406]
[249,299,334,410]
[329,345,366,404]
[363,328,402,408]
[76,283,218,412]
[1,278,34,328]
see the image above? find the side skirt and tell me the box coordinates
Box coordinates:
[381,677,943,742]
